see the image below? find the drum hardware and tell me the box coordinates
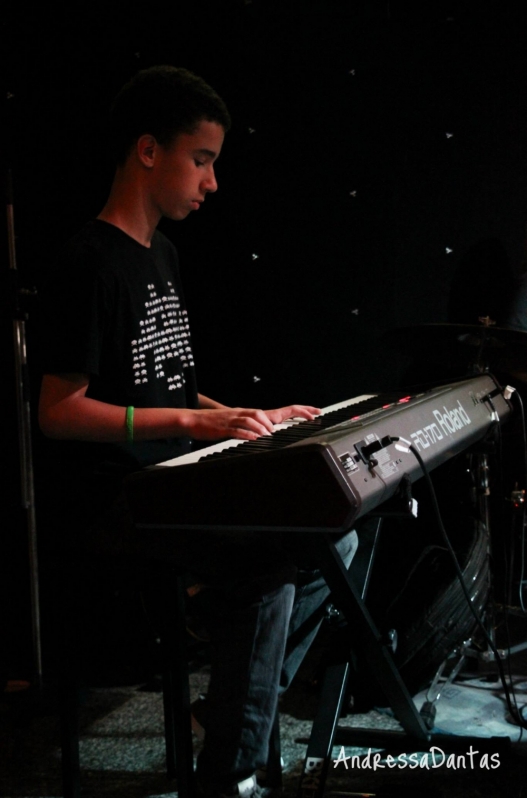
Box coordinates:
[385,319,527,695]
[384,320,527,379]
[419,639,474,731]
[7,168,42,689]
[508,487,525,510]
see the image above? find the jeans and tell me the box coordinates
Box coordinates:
[84,492,358,790]
[195,531,358,790]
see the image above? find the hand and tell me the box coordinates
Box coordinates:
[264,405,321,425]
[184,404,321,441]
[184,407,277,441]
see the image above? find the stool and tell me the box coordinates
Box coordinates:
[58,557,196,798]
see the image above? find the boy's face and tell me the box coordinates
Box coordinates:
[150,120,225,221]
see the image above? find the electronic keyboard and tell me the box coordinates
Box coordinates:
[125,375,512,534]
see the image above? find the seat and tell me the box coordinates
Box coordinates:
[57,555,196,798]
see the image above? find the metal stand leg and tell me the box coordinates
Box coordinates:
[297,519,382,798]
[163,572,196,798]
[296,533,431,798]
[296,438,517,798]
[316,535,431,740]
[59,567,81,798]
[297,661,350,798]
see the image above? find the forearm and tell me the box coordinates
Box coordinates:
[39,392,195,442]
[39,373,280,443]
[39,374,320,444]
[197,393,229,410]
[38,373,194,442]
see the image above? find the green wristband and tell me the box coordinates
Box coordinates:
[126,406,134,443]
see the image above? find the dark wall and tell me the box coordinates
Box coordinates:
[4,0,527,678]
[9,1,527,401]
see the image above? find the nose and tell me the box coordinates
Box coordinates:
[202,165,218,194]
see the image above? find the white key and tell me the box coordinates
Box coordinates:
[157,394,376,468]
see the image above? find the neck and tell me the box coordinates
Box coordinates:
[98,169,160,247]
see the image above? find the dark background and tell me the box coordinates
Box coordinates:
[3,1,527,680]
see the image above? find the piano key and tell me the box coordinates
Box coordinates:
[128,375,513,534]
[198,392,407,462]
[157,393,377,468]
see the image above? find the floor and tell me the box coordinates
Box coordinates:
[1,613,526,798]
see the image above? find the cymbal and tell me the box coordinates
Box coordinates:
[387,323,527,349]
[384,323,527,374]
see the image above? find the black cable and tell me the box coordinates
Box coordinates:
[510,390,527,613]
[388,436,527,733]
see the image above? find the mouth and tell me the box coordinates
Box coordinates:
[191,200,203,210]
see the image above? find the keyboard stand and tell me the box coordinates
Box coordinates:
[296,531,511,798]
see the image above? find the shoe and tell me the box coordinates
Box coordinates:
[198,773,267,798]
[254,761,284,784]
[223,775,264,798]
[191,696,284,782]
[191,694,207,740]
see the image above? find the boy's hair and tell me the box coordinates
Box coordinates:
[110,65,231,165]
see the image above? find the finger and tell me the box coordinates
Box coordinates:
[267,405,321,423]
[240,409,275,433]
[230,427,262,441]
[231,412,274,437]
[289,405,321,419]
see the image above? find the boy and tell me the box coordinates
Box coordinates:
[38,66,356,798]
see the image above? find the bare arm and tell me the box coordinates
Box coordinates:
[198,392,321,425]
[39,374,320,443]
[198,393,229,410]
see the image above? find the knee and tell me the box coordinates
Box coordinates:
[337,529,359,567]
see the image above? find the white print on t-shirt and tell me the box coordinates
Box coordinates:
[130,280,194,389]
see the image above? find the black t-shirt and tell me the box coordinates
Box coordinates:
[38,220,199,530]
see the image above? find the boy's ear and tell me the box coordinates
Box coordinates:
[136,134,157,168]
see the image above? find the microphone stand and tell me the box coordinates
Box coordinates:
[7,169,43,689]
